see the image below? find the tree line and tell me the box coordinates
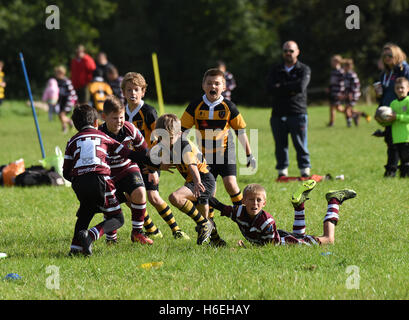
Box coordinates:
[1,0,408,107]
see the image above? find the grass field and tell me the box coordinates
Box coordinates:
[1,99,409,301]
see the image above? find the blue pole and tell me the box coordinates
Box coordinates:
[19,52,46,159]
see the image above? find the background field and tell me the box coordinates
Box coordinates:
[1,100,409,300]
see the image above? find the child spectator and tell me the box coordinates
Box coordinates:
[42,77,59,121]
[343,58,369,127]
[121,72,188,240]
[63,104,152,256]
[216,60,237,101]
[88,69,113,114]
[106,65,125,105]
[385,77,409,177]
[209,180,356,246]
[54,65,77,133]
[180,68,256,242]
[0,60,6,106]
[327,55,345,127]
[151,114,218,245]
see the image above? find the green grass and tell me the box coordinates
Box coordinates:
[1,99,409,300]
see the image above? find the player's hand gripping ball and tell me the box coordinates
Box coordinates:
[375,106,394,126]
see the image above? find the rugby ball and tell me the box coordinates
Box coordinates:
[375,106,393,125]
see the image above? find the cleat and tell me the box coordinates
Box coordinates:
[78,230,93,256]
[173,230,190,240]
[291,179,317,207]
[196,220,214,245]
[325,189,357,204]
[209,238,227,247]
[106,239,118,245]
[68,249,83,257]
[145,230,163,239]
[131,230,154,245]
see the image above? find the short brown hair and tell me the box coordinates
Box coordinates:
[202,68,225,84]
[243,184,267,200]
[71,104,98,131]
[395,77,409,87]
[155,114,181,136]
[121,72,148,93]
[103,95,125,115]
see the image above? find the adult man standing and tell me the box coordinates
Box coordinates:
[267,40,311,178]
[70,45,96,104]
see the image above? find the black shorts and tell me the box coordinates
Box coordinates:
[207,150,237,179]
[329,94,343,106]
[184,172,216,205]
[72,172,121,216]
[142,171,160,191]
[115,170,145,204]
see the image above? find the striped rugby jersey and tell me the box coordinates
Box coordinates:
[329,67,345,97]
[150,137,209,183]
[63,127,131,181]
[99,121,148,181]
[180,95,246,156]
[125,101,158,148]
[344,71,361,102]
[224,205,280,245]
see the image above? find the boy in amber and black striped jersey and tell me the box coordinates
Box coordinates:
[150,114,223,245]
[180,69,256,243]
[121,72,189,240]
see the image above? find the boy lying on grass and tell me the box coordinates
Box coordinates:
[209,180,356,246]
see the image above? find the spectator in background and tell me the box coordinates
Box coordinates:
[327,55,345,127]
[217,60,236,101]
[106,65,125,105]
[375,43,409,177]
[70,45,96,103]
[96,52,114,82]
[342,58,369,127]
[0,60,6,106]
[266,40,312,178]
[55,65,77,133]
[88,69,113,115]
[42,77,59,121]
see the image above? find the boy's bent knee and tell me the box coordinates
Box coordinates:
[147,190,163,205]
[130,187,146,203]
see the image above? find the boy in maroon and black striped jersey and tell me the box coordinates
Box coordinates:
[327,55,345,127]
[63,104,154,256]
[342,58,370,127]
[99,95,154,245]
[209,180,356,246]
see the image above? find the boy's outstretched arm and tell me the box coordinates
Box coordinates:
[209,197,234,218]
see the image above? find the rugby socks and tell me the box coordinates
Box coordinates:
[144,211,160,234]
[324,198,340,225]
[230,191,243,206]
[131,202,146,232]
[179,200,207,225]
[292,203,306,236]
[154,202,180,233]
[90,213,125,241]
